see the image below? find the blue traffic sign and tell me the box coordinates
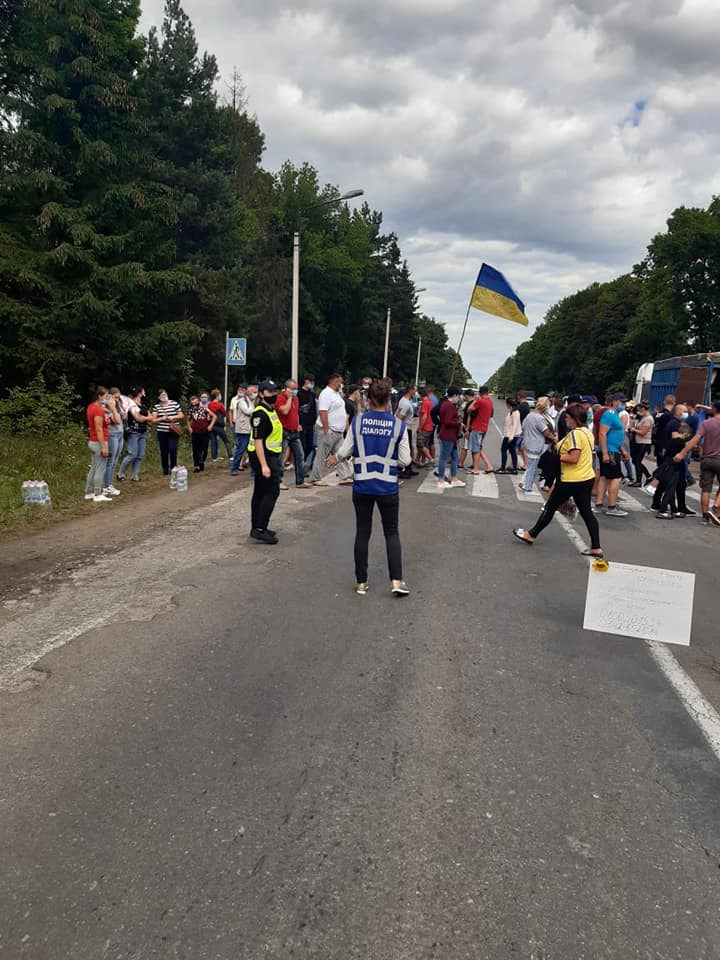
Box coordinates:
[226,337,247,366]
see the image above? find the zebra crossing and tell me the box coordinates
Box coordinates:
[414,465,702,513]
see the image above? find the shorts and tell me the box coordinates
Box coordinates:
[700,457,720,494]
[470,430,486,454]
[417,430,433,449]
[599,452,622,480]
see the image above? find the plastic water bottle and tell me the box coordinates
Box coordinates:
[170,466,178,489]
[39,481,51,505]
[21,481,31,504]
[30,481,41,503]
[176,466,188,492]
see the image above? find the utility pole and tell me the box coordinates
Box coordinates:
[382,307,391,378]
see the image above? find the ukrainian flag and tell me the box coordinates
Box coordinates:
[470,263,528,327]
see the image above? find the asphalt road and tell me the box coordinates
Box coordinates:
[1,408,719,959]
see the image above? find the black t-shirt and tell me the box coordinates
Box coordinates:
[518,401,530,423]
[655,410,674,454]
[298,388,317,425]
[251,405,274,442]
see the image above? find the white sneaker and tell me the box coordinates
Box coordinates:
[103,485,121,497]
[643,484,656,496]
[450,479,466,488]
[93,494,112,502]
[436,480,447,489]
[84,493,95,500]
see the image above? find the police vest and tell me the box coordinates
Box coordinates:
[352,411,405,495]
[248,405,283,454]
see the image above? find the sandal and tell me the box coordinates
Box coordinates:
[512,528,534,545]
[581,549,604,558]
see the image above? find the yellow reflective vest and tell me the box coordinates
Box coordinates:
[248,404,283,454]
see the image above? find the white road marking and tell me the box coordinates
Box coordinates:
[492,405,720,763]
[514,482,542,502]
[417,471,446,495]
[645,642,720,760]
[471,472,499,499]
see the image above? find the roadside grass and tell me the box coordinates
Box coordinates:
[0,428,207,539]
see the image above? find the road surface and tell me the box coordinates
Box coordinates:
[1,408,719,959]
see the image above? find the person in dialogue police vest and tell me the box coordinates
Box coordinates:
[248,380,284,544]
[328,377,412,597]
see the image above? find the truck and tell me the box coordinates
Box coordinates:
[646,353,720,411]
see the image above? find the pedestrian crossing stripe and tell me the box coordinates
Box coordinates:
[413,469,703,514]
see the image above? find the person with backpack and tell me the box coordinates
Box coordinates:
[513,403,603,557]
[208,388,233,462]
[117,387,153,482]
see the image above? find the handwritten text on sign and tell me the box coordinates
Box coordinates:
[583,562,694,646]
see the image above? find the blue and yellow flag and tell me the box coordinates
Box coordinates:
[470,263,528,327]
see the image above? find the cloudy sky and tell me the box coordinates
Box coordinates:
[141,0,720,382]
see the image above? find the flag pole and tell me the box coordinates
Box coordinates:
[450,295,473,385]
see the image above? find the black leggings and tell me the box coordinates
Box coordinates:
[500,437,518,471]
[632,444,652,484]
[352,491,402,583]
[529,478,601,550]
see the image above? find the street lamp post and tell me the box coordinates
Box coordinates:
[291,189,364,383]
[383,287,426,381]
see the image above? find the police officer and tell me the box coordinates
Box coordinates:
[329,377,412,596]
[248,379,283,544]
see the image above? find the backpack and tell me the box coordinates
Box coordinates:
[430,400,443,428]
[592,406,608,446]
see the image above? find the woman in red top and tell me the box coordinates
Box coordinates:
[207,389,233,462]
[186,395,217,472]
[85,385,113,503]
[436,387,466,489]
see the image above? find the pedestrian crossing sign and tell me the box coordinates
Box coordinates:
[226,337,247,366]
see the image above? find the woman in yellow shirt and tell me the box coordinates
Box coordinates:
[513,403,603,557]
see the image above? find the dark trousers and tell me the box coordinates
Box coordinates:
[658,464,687,512]
[500,437,518,471]
[301,421,315,465]
[352,491,402,583]
[211,426,233,460]
[632,444,652,484]
[191,431,210,470]
[529,478,601,550]
[158,431,179,474]
[283,429,305,485]
[249,452,282,532]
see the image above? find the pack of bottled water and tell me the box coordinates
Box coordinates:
[21,480,52,505]
[169,466,179,489]
[175,466,188,492]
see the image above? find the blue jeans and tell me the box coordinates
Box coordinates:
[104,432,124,487]
[231,433,250,472]
[211,426,233,460]
[523,454,541,490]
[118,432,147,479]
[438,439,459,479]
[283,430,305,485]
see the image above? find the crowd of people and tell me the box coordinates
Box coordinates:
[84,378,720,588]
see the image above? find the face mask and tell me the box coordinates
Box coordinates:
[680,412,689,420]
[306,383,314,390]
[159,395,168,403]
[248,392,257,401]
[586,410,593,427]
[362,381,371,389]
[290,389,298,397]
[200,398,209,405]
[617,403,625,412]
[264,394,277,407]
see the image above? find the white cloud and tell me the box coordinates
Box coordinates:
[140,0,720,381]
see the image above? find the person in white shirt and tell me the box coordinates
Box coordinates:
[396,384,419,477]
[229,383,256,474]
[310,374,353,486]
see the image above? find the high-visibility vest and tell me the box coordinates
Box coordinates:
[248,405,283,454]
[351,411,405,495]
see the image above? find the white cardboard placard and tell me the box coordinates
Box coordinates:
[583,561,694,646]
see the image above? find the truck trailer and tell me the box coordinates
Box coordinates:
[647,353,720,411]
